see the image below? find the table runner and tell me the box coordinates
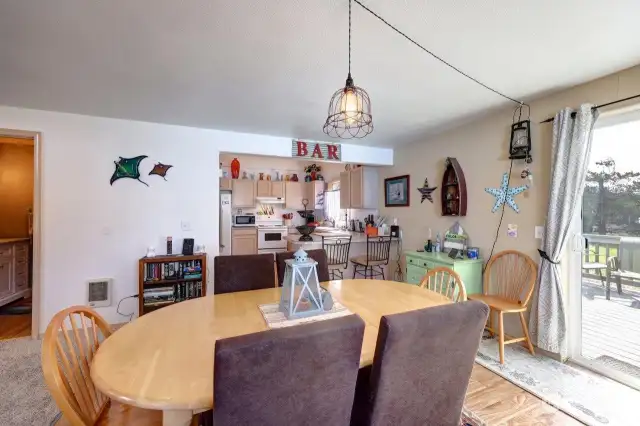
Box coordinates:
[258,301,352,329]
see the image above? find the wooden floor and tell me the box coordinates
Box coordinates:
[467,364,582,425]
[582,279,640,370]
[0,314,31,340]
[0,296,32,340]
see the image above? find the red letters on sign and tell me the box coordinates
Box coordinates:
[327,144,339,160]
[296,141,308,157]
[312,143,324,159]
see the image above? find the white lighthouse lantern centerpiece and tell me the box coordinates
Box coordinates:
[280,248,324,318]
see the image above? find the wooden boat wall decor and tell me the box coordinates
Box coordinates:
[441,157,467,216]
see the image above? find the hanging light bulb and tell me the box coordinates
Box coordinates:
[323,0,373,139]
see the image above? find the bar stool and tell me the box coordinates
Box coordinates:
[322,235,352,280]
[351,236,392,280]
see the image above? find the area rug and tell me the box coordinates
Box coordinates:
[476,338,640,425]
[0,337,59,426]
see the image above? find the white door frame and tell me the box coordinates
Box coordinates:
[0,128,42,339]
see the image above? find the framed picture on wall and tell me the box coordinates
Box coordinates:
[384,175,410,207]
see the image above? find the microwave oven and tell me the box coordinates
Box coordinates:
[233,214,256,227]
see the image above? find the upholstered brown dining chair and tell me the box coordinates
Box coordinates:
[350,301,489,426]
[199,314,365,426]
[275,249,331,285]
[213,253,276,294]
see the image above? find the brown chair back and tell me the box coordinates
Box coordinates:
[275,249,331,286]
[214,253,275,294]
[212,315,365,426]
[353,301,489,426]
[42,306,112,426]
[483,250,537,307]
[419,266,467,302]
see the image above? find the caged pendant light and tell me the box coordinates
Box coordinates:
[323,0,373,139]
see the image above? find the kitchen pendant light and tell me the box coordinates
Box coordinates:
[323,0,373,139]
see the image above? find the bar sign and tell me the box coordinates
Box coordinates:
[292,139,341,161]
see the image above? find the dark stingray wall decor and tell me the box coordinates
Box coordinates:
[110,155,149,187]
[149,162,173,181]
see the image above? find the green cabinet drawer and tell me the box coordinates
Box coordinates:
[404,251,484,295]
[406,264,426,285]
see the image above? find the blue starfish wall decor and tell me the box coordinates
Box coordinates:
[485,172,528,213]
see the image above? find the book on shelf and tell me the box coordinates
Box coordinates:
[140,254,206,315]
[144,259,204,283]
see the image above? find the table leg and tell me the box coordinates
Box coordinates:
[163,410,194,426]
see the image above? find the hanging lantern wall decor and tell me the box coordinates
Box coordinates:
[323,0,373,139]
[280,249,324,319]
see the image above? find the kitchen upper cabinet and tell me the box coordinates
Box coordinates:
[306,181,326,209]
[256,180,271,197]
[285,182,305,209]
[231,228,257,255]
[232,180,256,208]
[219,178,232,191]
[270,181,285,198]
[340,171,351,209]
[350,167,364,208]
[341,167,379,209]
[256,181,285,198]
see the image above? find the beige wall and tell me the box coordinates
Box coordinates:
[380,65,640,338]
[0,137,34,238]
[381,65,640,263]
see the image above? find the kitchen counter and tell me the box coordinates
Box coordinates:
[286,228,399,279]
[285,228,398,245]
[0,237,30,244]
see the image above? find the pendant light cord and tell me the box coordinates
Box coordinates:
[352,0,527,107]
[348,0,352,77]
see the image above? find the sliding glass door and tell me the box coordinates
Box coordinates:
[570,111,640,390]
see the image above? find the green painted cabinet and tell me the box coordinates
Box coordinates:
[404,251,483,296]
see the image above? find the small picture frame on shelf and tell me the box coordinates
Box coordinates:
[384,175,410,207]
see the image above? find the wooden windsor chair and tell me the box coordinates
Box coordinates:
[41,306,162,425]
[468,250,537,364]
[419,266,467,302]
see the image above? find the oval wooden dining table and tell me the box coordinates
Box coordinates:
[91,279,451,426]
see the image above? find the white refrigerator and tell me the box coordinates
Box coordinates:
[219,191,232,256]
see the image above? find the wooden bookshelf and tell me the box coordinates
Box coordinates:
[138,253,207,316]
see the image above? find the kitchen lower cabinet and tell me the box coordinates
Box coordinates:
[0,240,30,307]
[231,228,257,255]
[404,251,483,296]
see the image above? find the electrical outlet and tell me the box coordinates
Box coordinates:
[181,221,192,231]
[535,226,544,239]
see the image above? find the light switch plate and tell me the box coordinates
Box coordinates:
[535,226,544,239]
[181,221,192,231]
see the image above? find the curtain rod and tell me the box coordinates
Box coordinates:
[539,93,640,124]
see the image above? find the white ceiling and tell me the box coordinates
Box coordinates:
[2,1,640,147]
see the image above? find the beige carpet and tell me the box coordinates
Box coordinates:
[0,337,58,426]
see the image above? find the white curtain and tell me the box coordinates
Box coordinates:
[529,104,599,356]
[324,190,341,223]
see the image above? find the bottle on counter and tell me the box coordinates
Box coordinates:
[435,233,441,253]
